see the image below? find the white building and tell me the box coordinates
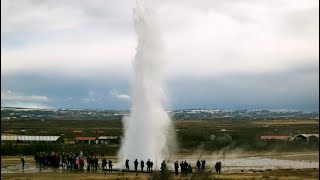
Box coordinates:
[1,135,61,143]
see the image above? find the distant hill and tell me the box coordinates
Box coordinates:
[1,107,319,121]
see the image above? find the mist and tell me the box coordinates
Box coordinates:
[117,1,176,167]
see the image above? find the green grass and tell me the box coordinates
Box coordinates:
[1,119,319,155]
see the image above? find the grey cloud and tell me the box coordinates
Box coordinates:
[1,0,134,32]
[1,63,318,111]
[167,63,318,111]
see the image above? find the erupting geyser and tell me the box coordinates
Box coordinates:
[118,1,175,166]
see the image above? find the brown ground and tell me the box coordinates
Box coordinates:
[2,152,319,180]
[1,168,319,180]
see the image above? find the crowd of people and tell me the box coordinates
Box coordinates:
[123,158,221,176]
[124,159,154,172]
[33,152,61,170]
[32,151,113,172]
[28,152,222,174]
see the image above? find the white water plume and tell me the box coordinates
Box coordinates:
[117,0,176,167]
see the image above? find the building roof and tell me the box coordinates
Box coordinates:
[1,135,60,141]
[260,136,289,140]
[74,137,97,141]
[98,136,119,140]
[72,130,83,133]
[295,134,319,138]
[304,134,319,137]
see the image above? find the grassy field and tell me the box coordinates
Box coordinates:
[1,118,319,155]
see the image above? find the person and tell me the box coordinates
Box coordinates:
[79,156,84,171]
[75,156,80,170]
[184,161,188,175]
[215,162,219,173]
[160,160,167,173]
[180,161,185,176]
[150,161,153,171]
[101,151,104,159]
[125,159,129,170]
[108,160,113,170]
[218,161,221,174]
[187,164,192,174]
[86,156,91,172]
[146,159,151,172]
[134,159,139,172]
[61,153,66,168]
[34,152,39,165]
[94,156,98,171]
[174,161,179,175]
[102,158,107,172]
[196,160,201,171]
[140,160,144,171]
[39,154,44,170]
[21,155,25,169]
[201,159,206,170]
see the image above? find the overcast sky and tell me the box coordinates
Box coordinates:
[1,0,319,111]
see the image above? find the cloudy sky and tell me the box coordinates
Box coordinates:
[1,0,319,111]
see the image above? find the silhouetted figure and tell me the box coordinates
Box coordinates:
[102,158,107,172]
[187,164,192,174]
[215,161,222,173]
[174,161,179,175]
[108,160,113,170]
[21,155,25,169]
[196,160,201,171]
[34,153,39,165]
[201,160,206,170]
[87,156,91,172]
[150,161,153,171]
[140,160,144,171]
[134,159,139,172]
[146,159,151,172]
[215,162,219,173]
[161,160,167,173]
[125,159,130,170]
[94,156,98,171]
[184,161,189,175]
[180,161,184,176]
[218,161,221,174]
[101,151,104,159]
[39,154,44,170]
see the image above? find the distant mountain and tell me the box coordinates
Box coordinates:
[1,107,319,121]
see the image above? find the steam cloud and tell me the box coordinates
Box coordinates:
[118,0,176,167]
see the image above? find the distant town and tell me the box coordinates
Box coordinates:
[1,107,318,121]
